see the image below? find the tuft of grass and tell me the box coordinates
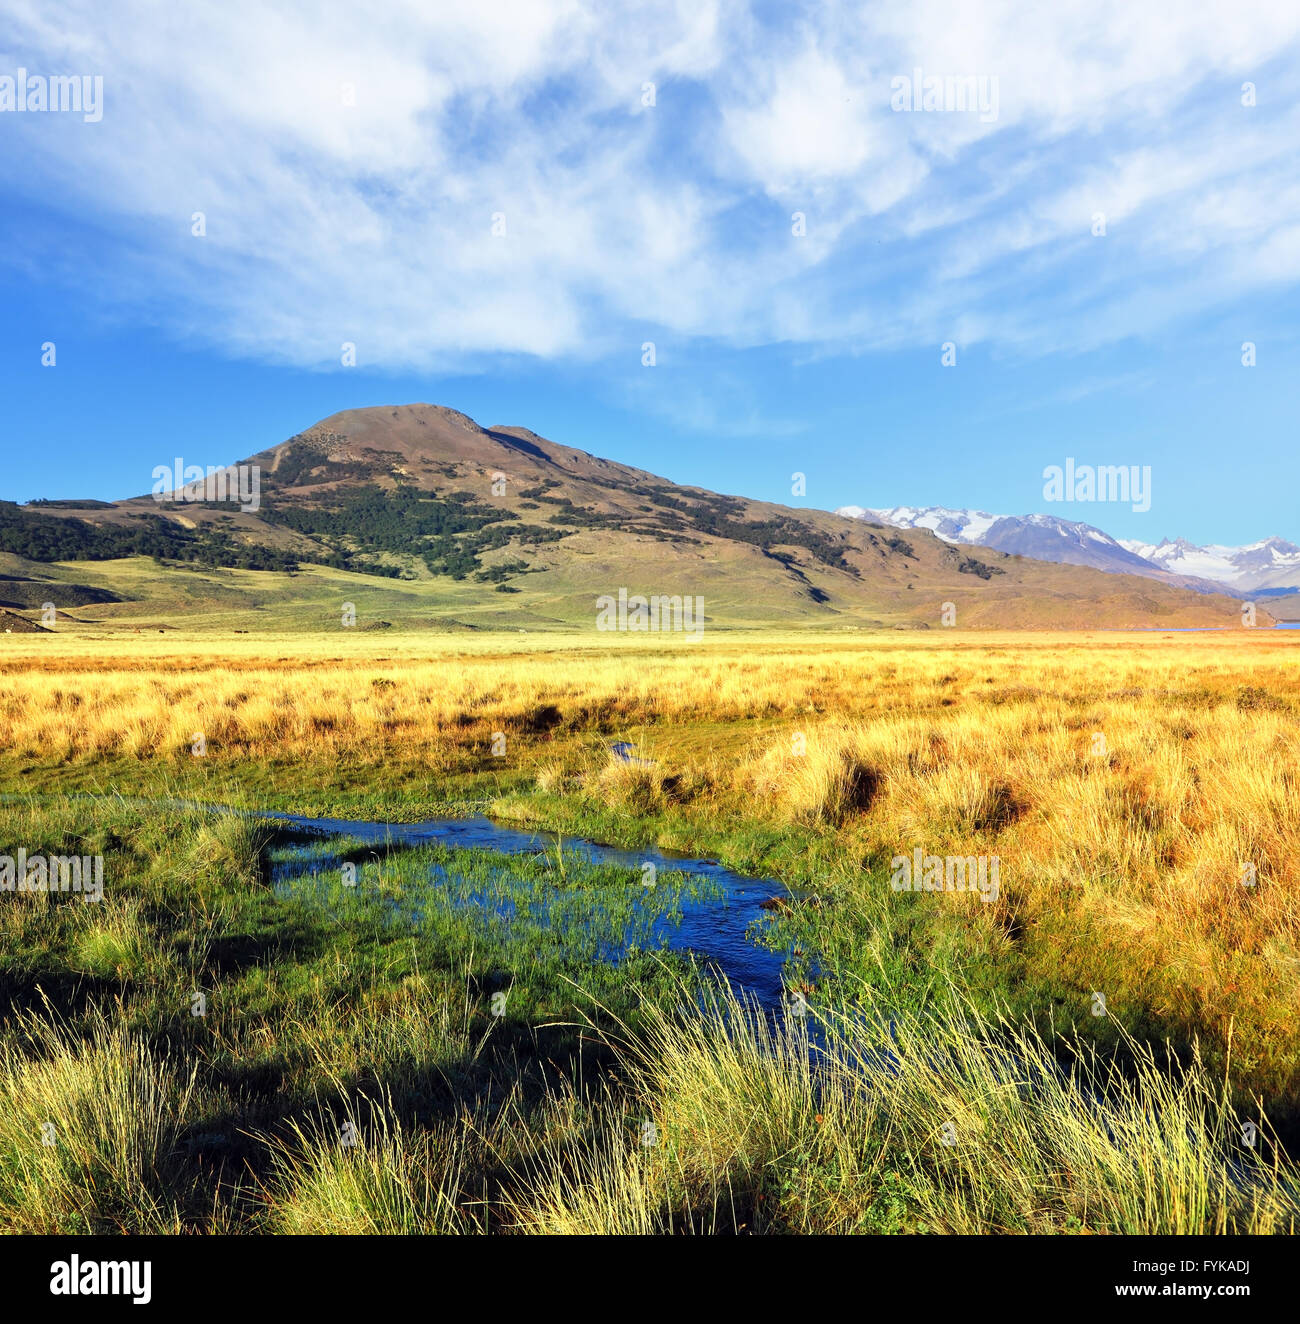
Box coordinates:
[188,812,275,890]
[0,1005,199,1233]
[511,1116,680,1235]
[748,725,881,825]
[69,899,152,979]
[515,982,1300,1235]
[592,754,676,814]
[258,1092,483,1235]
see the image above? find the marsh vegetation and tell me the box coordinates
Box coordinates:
[2,629,1298,1233]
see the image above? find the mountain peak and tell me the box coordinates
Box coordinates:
[835,505,1262,596]
[7,403,1265,630]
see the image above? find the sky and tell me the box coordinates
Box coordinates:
[1,0,1298,547]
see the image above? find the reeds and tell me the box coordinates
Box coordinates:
[0,1005,198,1233]
[515,983,1300,1234]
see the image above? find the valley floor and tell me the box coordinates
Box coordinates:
[2,628,1298,1233]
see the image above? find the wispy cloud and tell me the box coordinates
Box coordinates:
[3,0,1299,370]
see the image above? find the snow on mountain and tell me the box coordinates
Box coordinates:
[846,505,1001,545]
[1119,536,1300,590]
[838,505,1166,577]
[1132,538,1243,583]
[834,505,1271,596]
[1117,538,1155,559]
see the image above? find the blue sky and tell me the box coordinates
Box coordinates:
[2,1,1299,546]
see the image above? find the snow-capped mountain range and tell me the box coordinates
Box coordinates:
[1116,536,1300,591]
[836,505,1300,596]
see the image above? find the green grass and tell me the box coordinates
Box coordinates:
[0,1004,201,1233]
[515,987,1300,1235]
[3,743,1294,1140]
[2,791,1298,1234]
[0,544,904,634]
[0,795,721,1232]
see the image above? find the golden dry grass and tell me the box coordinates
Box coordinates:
[3,627,1299,1103]
[514,987,1300,1235]
[0,1006,199,1233]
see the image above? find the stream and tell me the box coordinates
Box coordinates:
[262,810,804,1012]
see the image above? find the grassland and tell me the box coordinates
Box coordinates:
[2,626,1298,1233]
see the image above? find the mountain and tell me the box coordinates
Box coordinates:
[1118,536,1300,592]
[0,606,50,634]
[0,404,1265,631]
[838,505,1233,595]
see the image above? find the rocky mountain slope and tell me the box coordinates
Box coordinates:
[0,405,1264,631]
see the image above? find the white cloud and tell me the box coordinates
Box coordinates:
[2,0,1299,369]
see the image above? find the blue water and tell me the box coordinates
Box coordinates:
[263,811,803,1012]
[1106,624,1300,632]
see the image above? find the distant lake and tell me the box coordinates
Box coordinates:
[1109,624,1300,632]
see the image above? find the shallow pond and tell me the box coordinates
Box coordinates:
[263,811,806,1013]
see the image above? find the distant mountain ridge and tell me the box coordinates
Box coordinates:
[838,505,1300,597]
[1118,535,1300,592]
[0,404,1268,631]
